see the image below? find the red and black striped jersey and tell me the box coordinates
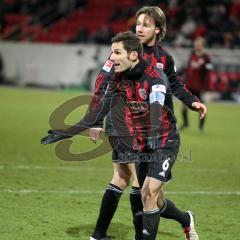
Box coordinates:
[93,43,199,111]
[186,50,212,92]
[143,43,199,106]
[80,59,179,151]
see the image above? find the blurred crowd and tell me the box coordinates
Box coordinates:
[0,0,240,48]
[161,0,240,48]
[131,0,240,48]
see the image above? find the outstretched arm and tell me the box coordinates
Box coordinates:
[41,81,116,145]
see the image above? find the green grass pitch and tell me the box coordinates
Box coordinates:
[0,86,239,240]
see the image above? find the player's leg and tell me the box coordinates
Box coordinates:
[180,103,189,130]
[154,150,199,240]
[159,195,199,240]
[133,164,198,240]
[157,190,190,227]
[199,117,205,132]
[141,177,163,240]
[129,163,144,240]
[198,92,205,132]
[140,148,179,240]
[196,91,205,132]
[91,161,132,240]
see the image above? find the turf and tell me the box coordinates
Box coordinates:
[0,86,239,240]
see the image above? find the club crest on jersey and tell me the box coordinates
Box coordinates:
[102,60,113,72]
[156,62,164,70]
[139,88,147,100]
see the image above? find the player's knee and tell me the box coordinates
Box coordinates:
[147,189,159,200]
[157,198,164,209]
[111,175,130,190]
[141,187,158,204]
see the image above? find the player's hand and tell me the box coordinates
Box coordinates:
[41,129,71,145]
[191,102,207,119]
[89,128,103,143]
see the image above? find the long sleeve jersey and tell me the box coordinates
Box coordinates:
[91,43,198,134]
[186,50,212,92]
[67,59,179,151]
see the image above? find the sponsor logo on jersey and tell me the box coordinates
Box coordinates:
[139,88,147,100]
[152,84,166,93]
[156,62,164,70]
[102,60,113,72]
[127,101,148,113]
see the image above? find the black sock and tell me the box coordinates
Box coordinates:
[92,183,123,239]
[130,186,143,240]
[199,117,205,131]
[181,108,188,127]
[160,199,190,227]
[142,209,161,240]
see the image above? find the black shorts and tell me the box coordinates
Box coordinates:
[136,147,179,185]
[109,136,167,163]
[109,136,179,184]
[112,149,149,163]
[109,136,138,163]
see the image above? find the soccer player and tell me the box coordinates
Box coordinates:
[88,6,203,240]
[42,31,183,240]
[180,36,212,132]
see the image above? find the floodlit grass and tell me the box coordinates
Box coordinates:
[0,86,239,240]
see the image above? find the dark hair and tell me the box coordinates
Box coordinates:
[111,31,143,57]
[136,6,166,41]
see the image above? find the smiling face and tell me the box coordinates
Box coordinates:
[110,41,138,73]
[136,14,160,46]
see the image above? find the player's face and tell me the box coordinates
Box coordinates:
[136,14,159,46]
[110,42,133,73]
[194,39,204,52]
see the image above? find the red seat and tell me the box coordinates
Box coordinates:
[110,21,129,34]
[4,0,15,4]
[116,0,135,8]
[22,25,42,34]
[4,14,31,26]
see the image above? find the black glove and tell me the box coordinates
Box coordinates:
[41,129,72,145]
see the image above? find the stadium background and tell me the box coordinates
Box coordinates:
[0,0,240,239]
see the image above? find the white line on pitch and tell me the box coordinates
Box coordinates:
[0,165,109,171]
[0,165,230,173]
[0,189,239,195]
